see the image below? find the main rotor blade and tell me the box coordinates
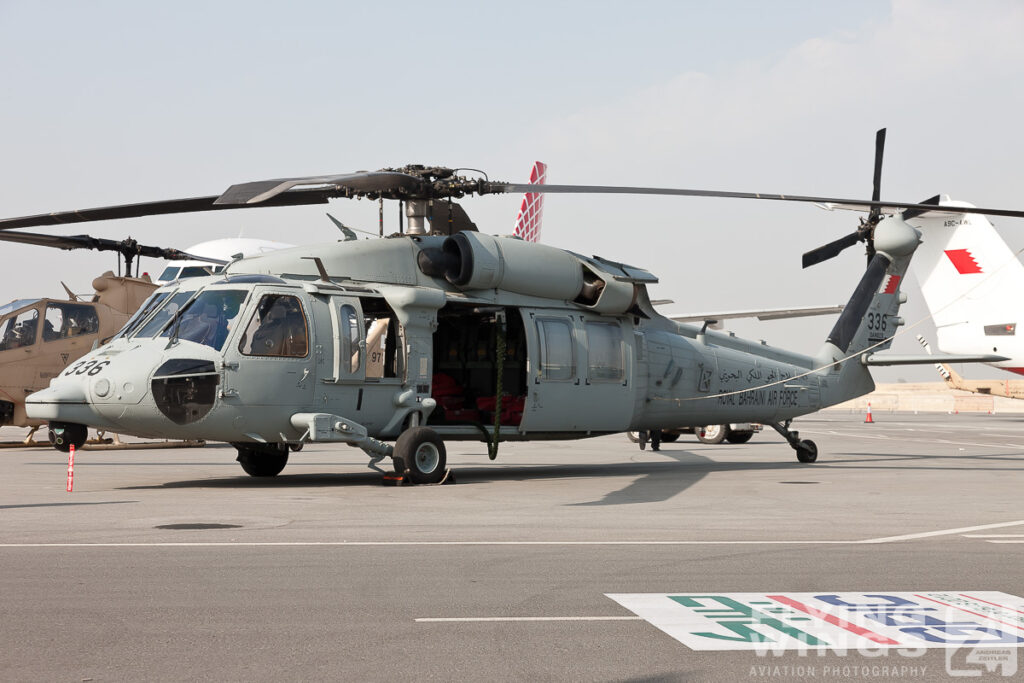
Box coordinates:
[0,189,334,231]
[215,171,427,206]
[0,230,226,264]
[491,183,1024,220]
[801,231,862,269]
[5,169,1024,232]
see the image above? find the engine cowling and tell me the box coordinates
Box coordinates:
[441,232,584,299]
[434,232,638,314]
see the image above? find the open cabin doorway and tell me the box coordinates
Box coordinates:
[429,304,527,428]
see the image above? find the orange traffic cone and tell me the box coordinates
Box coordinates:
[864,402,874,424]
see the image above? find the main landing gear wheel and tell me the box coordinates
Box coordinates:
[48,422,87,453]
[235,443,289,477]
[696,424,729,444]
[726,431,754,444]
[795,440,818,463]
[393,427,447,485]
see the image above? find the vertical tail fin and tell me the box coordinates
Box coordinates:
[907,197,1024,361]
[513,161,547,242]
[815,215,920,404]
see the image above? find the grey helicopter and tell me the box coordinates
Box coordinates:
[12,132,1022,484]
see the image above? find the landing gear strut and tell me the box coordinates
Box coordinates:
[769,421,818,463]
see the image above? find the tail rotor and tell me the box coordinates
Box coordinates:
[802,128,887,269]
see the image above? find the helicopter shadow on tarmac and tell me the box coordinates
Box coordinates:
[107,446,905,498]
[113,448,737,493]
[113,436,1024,496]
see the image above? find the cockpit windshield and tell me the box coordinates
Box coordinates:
[112,290,172,341]
[0,299,39,318]
[158,289,247,351]
[133,291,197,339]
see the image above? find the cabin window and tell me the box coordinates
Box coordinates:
[340,304,360,373]
[0,308,39,350]
[585,321,624,381]
[238,294,309,358]
[43,303,100,342]
[537,318,575,381]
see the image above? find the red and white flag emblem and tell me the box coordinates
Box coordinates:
[879,274,901,294]
[944,249,983,274]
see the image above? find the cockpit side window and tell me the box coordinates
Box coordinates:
[238,294,309,358]
[44,303,100,342]
[0,308,39,351]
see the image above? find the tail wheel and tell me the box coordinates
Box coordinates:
[796,440,818,463]
[725,431,754,444]
[696,424,729,444]
[394,427,447,484]
[48,422,88,453]
[235,443,289,477]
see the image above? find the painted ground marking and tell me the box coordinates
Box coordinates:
[606,592,1024,651]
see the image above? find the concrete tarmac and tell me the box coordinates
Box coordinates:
[1,413,1022,681]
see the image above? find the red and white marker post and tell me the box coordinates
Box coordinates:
[66,444,75,492]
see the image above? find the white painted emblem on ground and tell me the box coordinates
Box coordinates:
[605,592,1024,651]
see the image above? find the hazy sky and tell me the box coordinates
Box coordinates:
[2,0,1022,381]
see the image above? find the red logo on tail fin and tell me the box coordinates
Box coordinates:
[880,275,901,294]
[944,249,983,274]
[514,161,547,243]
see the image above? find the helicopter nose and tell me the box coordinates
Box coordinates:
[25,382,98,426]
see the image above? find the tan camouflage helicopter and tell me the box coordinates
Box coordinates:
[0,232,222,447]
[13,131,1024,482]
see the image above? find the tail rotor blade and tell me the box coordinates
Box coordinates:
[864,128,887,265]
[802,231,862,268]
[871,128,886,206]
